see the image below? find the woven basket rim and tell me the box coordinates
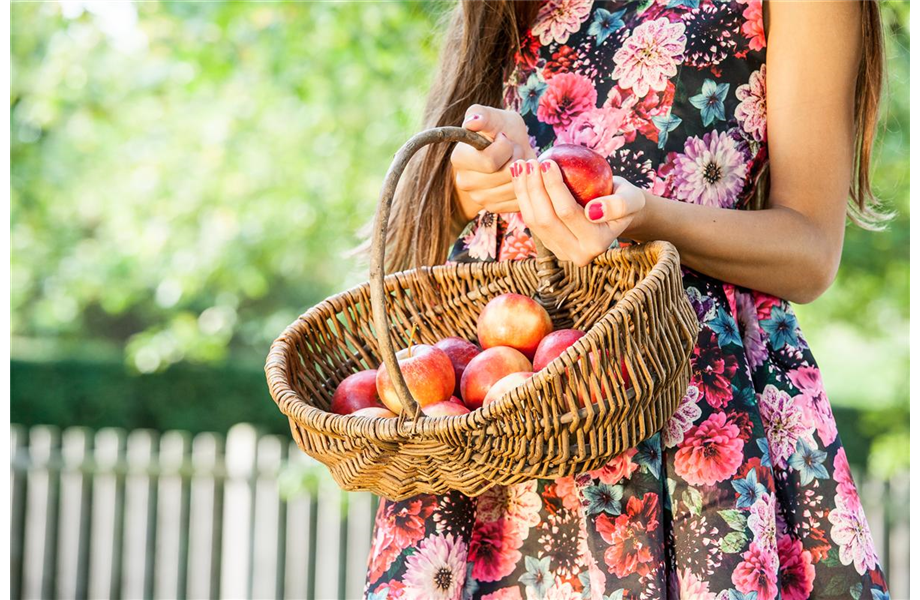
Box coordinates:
[265,240,681,444]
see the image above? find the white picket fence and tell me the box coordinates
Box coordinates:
[10,423,911,600]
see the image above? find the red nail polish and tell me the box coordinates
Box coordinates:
[526,162,534,174]
[587,202,604,221]
[540,161,550,172]
[511,163,518,177]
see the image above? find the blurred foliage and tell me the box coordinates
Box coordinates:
[10,2,909,473]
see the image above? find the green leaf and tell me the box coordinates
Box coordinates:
[825,575,849,597]
[719,531,747,554]
[824,546,842,568]
[718,509,748,532]
[850,582,863,600]
[683,488,702,516]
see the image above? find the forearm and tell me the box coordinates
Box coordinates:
[626,192,843,304]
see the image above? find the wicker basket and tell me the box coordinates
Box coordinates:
[265,127,699,501]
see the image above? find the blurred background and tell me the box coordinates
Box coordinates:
[10,1,910,599]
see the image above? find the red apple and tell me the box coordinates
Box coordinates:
[434,337,481,397]
[376,344,455,415]
[483,371,534,407]
[447,395,465,406]
[330,369,384,415]
[477,294,553,360]
[422,401,471,417]
[351,406,398,419]
[539,144,613,207]
[460,346,533,410]
[532,329,587,372]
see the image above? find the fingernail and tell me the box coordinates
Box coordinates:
[540,161,550,173]
[499,132,509,140]
[587,202,604,221]
[526,162,534,174]
[511,162,520,177]
[463,114,480,124]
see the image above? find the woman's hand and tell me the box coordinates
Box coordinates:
[451,106,538,220]
[511,159,645,266]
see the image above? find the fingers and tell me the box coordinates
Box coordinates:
[513,159,580,256]
[452,130,515,173]
[584,178,645,224]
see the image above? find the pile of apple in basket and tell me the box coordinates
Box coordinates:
[265,126,698,500]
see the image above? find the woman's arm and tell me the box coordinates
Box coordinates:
[513,1,864,304]
[628,1,861,303]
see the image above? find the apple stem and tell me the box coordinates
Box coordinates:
[406,324,418,357]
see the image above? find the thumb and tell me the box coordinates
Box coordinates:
[584,191,644,223]
[462,106,507,140]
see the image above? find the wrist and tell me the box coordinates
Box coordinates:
[623,189,654,241]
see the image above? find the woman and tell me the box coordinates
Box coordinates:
[365,1,890,598]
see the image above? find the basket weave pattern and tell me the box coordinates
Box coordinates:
[266,240,699,500]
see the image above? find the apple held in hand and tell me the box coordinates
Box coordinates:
[460,346,533,410]
[434,337,481,397]
[532,329,587,372]
[477,293,553,360]
[483,371,533,407]
[330,369,384,415]
[376,345,455,415]
[539,144,613,207]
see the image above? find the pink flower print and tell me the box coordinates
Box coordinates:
[663,384,702,448]
[731,544,780,600]
[542,581,581,600]
[498,213,536,261]
[672,130,748,208]
[402,533,468,600]
[742,0,766,52]
[735,65,767,142]
[468,518,524,582]
[832,448,861,513]
[605,81,677,144]
[674,411,745,486]
[777,534,816,600]
[612,18,687,98]
[677,568,717,600]
[481,588,523,600]
[555,106,628,157]
[537,72,598,130]
[735,291,768,369]
[475,481,542,539]
[829,494,879,575]
[595,493,661,578]
[553,476,583,512]
[463,212,498,261]
[531,0,593,45]
[747,493,778,551]
[789,365,838,446]
[587,448,639,485]
[758,384,811,469]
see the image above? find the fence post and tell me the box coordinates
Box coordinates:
[187,432,224,600]
[154,431,191,600]
[87,428,126,600]
[22,425,61,600]
[10,424,28,600]
[121,429,159,600]
[56,427,92,600]
[220,423,258,600]
[252,435,287,600]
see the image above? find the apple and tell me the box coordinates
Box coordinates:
[447,395,465,406]
[483,371,533,407]
[422,401,471,417]
[330,369,384,415]
[460,346,533,410]
[376,344,455,415]
[532,329,587,372]
[477,293,553,360]
[434,337,481,397]
[351,406,398,419]
[539,144,613,207]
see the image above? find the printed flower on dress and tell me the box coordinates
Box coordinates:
[531,0,594,45]
[519,73,548,117]
[588,7,626,45]
[555,106,628,157]
[789,365,838,446]
[735,65,767,142]
[587,447,639,485]
[674,411,745,486]
[777,534,816,600]
[690,328,739,409]
[731,467,768,509]
[788,438,829,486]
[731,543,780,600]
[612,17,687,98]
[462,212,498,261]
[829,493,879,575]
[747,492,777,550]
[517,555,552,599]
[681,2,743,70]
[583,482,624,516]
[663,384,702,448]
[758,384,810,469]
[761,304,801,349]
[832,447,861,513]
[689,79,730,127]
[537,72,598,131]
[741,0,766,52]
[402,533,467,600]
[475,480,542,539]
[482,587,524,600]
[672,130,748,207]
[677,567,717,600]
[595,492,661,578]
[468,518,524,582]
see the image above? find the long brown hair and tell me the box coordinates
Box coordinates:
[361,0,887,274]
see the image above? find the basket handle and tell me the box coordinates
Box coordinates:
[368,126,565,418]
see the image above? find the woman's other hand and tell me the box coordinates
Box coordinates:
[451,105,538,220]
[512,159,646,266]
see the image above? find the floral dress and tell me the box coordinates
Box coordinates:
[365,1,890,599]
